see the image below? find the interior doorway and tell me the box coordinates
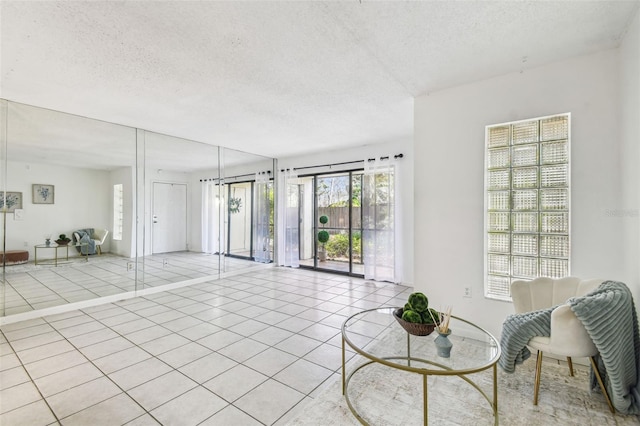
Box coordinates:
[227,181,253,258]
[152,182,187,254]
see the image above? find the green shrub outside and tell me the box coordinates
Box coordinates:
[325,232,361,259]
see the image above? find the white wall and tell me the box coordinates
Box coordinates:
[278,139,414,285]
[414,49,627,338]
[6,160,110,260]
[619,10,640,305]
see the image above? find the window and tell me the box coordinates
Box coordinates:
[113,184,123,241]
[485,114,570,300]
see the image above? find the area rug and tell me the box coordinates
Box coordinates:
[286,345,640,426]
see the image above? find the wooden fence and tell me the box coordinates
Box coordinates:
[318,207,361,228]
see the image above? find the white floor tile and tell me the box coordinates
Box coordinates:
[197,329,243,351]
[273,358,334,395]
[198,405,262,426]
[123,325,172,345]
[0,366,31,390]
[59,393,144,426]
[127,370,197,411]
[0,381,43,414]
[108,357,173,390]
[275,334,322,357]
[34,362,104,397]
[204,364,268,402]
[92,346,152,375]
[234,379,305,425]
[66,328,120,349]
[217,338,268,363]
[150,386,227,426]
[79,336,134,360]
[46,377,121,419]
[16,340,76,364]
[243,347,298,377]
[0,399,57,426]
[157,342,211,368]
[247,326,294,346]
[139,333,191,356]
[178,352,238,384]
[24,350,88,379]
[0,354,21,371]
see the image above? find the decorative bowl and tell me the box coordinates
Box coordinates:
[393,308,436,336]
[55,240,70,245]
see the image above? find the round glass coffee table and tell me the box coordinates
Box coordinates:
[341,307,501,425]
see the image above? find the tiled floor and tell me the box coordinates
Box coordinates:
[2,252,255,316]
[0,267,411,425]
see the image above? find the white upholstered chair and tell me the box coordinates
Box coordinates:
[510,277,614,412]
[92,229,109,255]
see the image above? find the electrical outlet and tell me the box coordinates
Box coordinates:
[163,259,169,267]
[127,262,134,271]
[463,286,472,298]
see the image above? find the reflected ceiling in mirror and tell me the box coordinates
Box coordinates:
[7,101,136,169]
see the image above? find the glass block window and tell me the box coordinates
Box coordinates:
[113,184,124,241]
[485,114,570,300]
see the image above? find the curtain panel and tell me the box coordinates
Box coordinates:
[253,172,271,263]
[362,158,402,283]
[201,180,225,255]
[276,169,300,267]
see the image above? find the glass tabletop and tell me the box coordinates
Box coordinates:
[34,242,86,248]
[342,307,501,375]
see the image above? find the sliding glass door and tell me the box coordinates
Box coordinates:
[298,170,363,276]
[223,178,274,263]
[227,181,253,259]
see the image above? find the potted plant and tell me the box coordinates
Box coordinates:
[318,215,329,262]
[55,233,71,245]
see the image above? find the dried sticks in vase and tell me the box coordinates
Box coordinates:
[426,305,452,333]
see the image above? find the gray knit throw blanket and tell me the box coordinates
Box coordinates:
[499,281,640,414]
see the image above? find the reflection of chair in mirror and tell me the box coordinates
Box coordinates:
[509,277,614,412]
[73,228,109,255]
[93,229,109,254]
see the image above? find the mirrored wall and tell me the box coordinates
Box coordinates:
[0,99,275,318]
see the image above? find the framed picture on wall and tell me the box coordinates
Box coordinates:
[32,184,55,204]
[1,192,23,212]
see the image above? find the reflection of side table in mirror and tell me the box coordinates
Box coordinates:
[34,243,89,266]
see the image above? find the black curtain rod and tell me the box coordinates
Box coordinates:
[200,170,271,182]
[280,153,403,172]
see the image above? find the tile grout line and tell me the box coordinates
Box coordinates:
[0,328,62,424]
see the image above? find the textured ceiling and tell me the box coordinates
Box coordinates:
[1,1,638,159]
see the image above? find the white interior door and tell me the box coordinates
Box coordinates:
[152,182,187,254]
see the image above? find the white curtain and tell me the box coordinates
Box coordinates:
[362,158,402,282]
[253,172,271,263]
[277,169,300,267]
[201,180,224,255]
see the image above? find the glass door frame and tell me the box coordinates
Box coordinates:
[297,168,364,277]
[226,180,254,260]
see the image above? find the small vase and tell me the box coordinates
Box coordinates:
[435,329,453,358]
[45,239,51,247]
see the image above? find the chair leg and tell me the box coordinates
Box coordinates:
[533,350,543,405]
[567,357,574,376]
[590,356,615,413]
[97,245,102,255]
